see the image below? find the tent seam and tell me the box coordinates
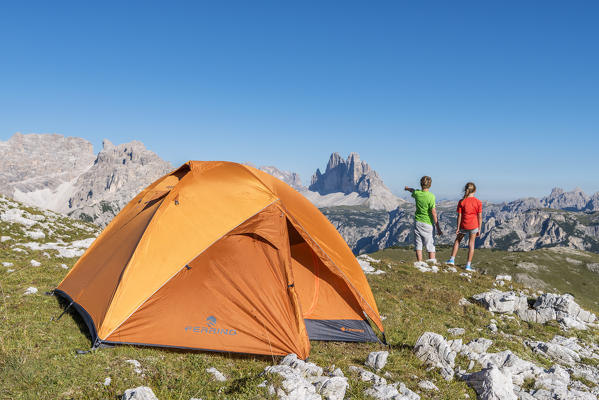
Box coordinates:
[283,208,383,331]
[101,199,281,341]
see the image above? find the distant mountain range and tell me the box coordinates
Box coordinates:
[0,133,172,226]
[1,132,598,254]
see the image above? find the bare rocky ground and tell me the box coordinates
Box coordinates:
[1,196,599,399]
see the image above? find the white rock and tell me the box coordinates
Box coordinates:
[122,386,158,400]
[448,327,465,336]
[488,323,498,333]
[461,366,517,400]
[349,365,387,385]
[418,380,439,391]
[125,359,143,375]
[458,298,472,306]
[30,260,41,267]
[365,351,389,371]
[25,230,45,240]
[496,275,512,282]
[60,263,68,269]
[206,367,226,382]
[2,262,13,267]
[314,376,348,400]
[0,236,11,242]
[413,332,456,381]
[6,269,14,273]
[24,287,38,295]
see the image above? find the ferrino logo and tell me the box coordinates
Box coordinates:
[185,316,237,336]
[340,326,364,333]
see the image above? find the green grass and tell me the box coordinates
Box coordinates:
[1,202,599,399]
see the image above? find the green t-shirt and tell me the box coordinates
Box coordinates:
[411,190,436,225]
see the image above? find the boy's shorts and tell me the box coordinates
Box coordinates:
[414,221,435,252]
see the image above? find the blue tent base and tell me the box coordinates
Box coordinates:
[305,319,380,342]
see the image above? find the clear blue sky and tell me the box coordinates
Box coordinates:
[1,1,597,201]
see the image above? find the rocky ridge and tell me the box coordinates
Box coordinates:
[0,133,172,226]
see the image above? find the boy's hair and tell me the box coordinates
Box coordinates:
[420,176,432,189]
[463,182,476,199]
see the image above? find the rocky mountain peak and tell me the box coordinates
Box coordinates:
[257,166,305,191]
[308,152,400,211]
[542,187,590,211]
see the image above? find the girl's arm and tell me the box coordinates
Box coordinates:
[477,213,483,237]
[456,213,462,234]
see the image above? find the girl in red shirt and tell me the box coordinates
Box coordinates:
[446,182,482,271]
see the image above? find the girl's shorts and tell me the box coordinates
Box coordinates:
[459,228,479,236]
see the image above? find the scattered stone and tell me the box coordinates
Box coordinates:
[413,261,438,273]
[458,298,472,306]
[313,376,348,400]
[349,365,387,385]
[6,269,14,273]
[461,365,516,400]
[125,359,143,375]
[122,386,158,400]
[206,367,226,382]
[2,262,13,267]
[60,263,68,269]
[487,323,498,333]
[25,230,45,240]
[418,380,439,391]
[365,351,389,371]
[357,255,386,275]
[448,327,465,336]
[496,275,512,282]
[413,332,456,380]
[0,236,11,242]
[30,260,41,267]
[473,289,597,330]
[446,266,458,273]
[586,263,599,273]
[103,377,111,386]
[24,287,37,295]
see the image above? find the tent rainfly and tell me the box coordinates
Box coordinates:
[55,161,385,359]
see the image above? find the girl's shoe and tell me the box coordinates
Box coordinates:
[464,265,475,272]
[445,259,455,265]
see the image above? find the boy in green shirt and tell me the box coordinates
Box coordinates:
[404,176,442,265]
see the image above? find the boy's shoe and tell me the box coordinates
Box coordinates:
[425,258,438,265]
[445,259,455,265]
[464,265,475,272]
[413,261,428,268]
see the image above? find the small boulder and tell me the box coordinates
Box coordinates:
[461,366,516,400]
[206,367,226,382]
[122,386,158,400]
[30,260,41,267]
[366,351,389,371]
[24,287,38,295]
[418,380,439,391]
[448,327,465,336]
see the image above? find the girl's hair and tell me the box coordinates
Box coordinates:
[463,182,476,199]
[420,176,432,189]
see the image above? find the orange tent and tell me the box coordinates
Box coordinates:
[55,161,384,359]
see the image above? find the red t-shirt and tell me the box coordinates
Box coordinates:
[457,197,482,230]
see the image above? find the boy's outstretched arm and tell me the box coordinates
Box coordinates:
[404,186,415,193]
